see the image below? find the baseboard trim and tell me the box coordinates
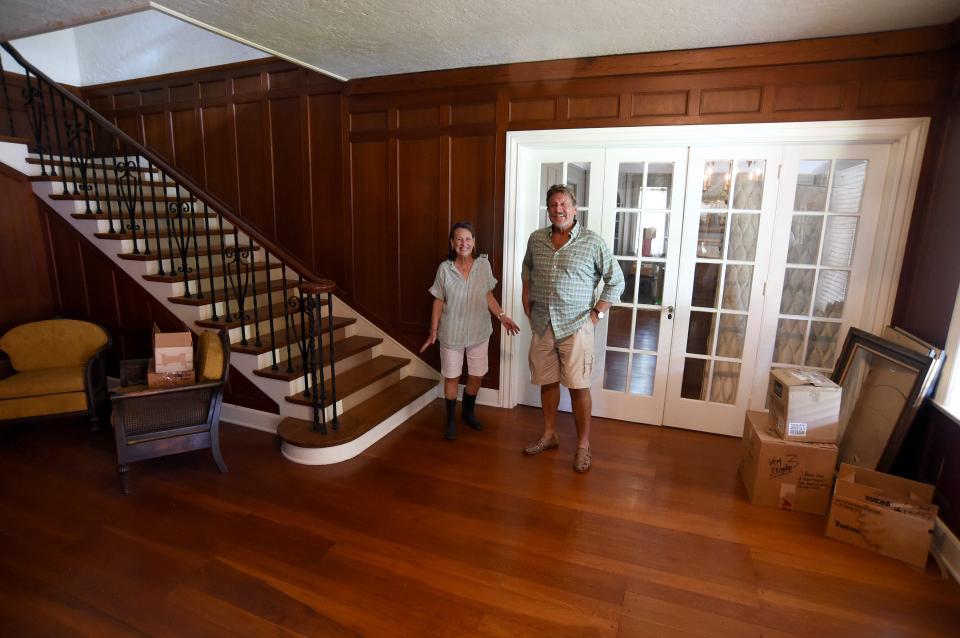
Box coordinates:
[932,516,960,584]
[221,403,282,433]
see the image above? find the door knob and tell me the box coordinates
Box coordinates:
[666,305,674,319]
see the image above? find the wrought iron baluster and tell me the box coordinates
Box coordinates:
[115,153,141,253]
[37,77,55,176]
[84,115,103,214]
[249,236,261,347]
[326,290,340,429]
[218,216,231,323]
[169,184,194,296]
[281,266,293,373]
[22,71,46,174]
[202,202,218,320]
[147,162,164,275]
[98,155,117,234]
[0,54,15,137]
[46,83,67,191]
[134,155,151,255]
[161,170,176,275]
[265,253,278,369]
[65,98,91,212]
[226,228,251,345]
[189,196,203,298]
[302,292,326,435]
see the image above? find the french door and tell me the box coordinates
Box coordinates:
[507,122,919,437]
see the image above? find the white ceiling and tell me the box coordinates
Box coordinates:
[2,0,959,81]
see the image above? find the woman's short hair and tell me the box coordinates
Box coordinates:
[546,183,577,207]
[447,221,478,260]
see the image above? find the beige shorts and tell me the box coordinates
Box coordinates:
[439,339,489,379]
[529,321,596,389]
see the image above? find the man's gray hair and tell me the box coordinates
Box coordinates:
[546,183,577,207]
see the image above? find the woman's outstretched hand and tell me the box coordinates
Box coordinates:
[420,331,437,353]
[499,315,520,336]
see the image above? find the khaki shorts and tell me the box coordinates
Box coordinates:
[529,321,596,389]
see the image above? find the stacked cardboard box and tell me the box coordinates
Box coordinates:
[739,368,842,515]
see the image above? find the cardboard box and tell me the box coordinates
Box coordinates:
[768,368,841,443]
[147,357,196,389]
[739,410,838,515]
[825,463,937,568]
[153,326,194,373]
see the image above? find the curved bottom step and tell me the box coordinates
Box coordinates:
[278,376,438,465]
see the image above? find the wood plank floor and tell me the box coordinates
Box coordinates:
[1,401,958,637]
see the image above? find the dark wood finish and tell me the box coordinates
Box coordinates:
[277,375,436,447]
[1,406,958,635]
[0,166,57,334]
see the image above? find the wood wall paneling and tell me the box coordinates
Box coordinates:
[170,83,198,103]
[350,140,390,322]
[0,168,58,334]
[567,95,620,120]
[114,113,142,145]
[509,98,557,123]
[201,79,227,99]
[351,110,388,132]
[397,137,441,328]
[233,74,263,95]
[234,101,275,236]
[308,93,345,284]
[699,86,763,115]
[630,91,689,117]
[200,105,239,209]
[142,111,173,162]
[773,83,845,112]
[46,213,88,318]
[450,102,496,125]
[170,108,203,183]
[270,96,312,268]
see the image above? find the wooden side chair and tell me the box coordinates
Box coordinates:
[109,330,230,494]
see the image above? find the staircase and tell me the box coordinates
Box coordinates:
[0,43,439,464]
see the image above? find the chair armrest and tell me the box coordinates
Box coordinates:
[0,352,12,380]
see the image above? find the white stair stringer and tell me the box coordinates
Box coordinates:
[3,142,442,460]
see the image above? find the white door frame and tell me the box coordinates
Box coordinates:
[499,119,929,410]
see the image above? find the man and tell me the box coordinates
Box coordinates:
[521,184,624,473]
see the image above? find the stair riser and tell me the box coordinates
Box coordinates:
[197,285,309,320]
[66,198,199,215]
[87,217,230,234]
[141,246,267,275]
[115,231,248,254]
[287,347,379,395]
[280,369,405,421]
[29,153,154,169]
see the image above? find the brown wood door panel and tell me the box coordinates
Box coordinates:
[350,140,390,323]
[308,93,345,284]
[200,105,239,209]
[397,137,441,326]
[170,108,203,184]
[270,96,312,268]
[234,101,275,237]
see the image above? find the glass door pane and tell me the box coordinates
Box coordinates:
[664,146,783,436]
[591,148,688,425]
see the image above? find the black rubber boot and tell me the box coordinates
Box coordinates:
[444,399,457,440]
[461,393,484,431]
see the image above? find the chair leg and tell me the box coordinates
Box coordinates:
[118,464,130,495]
[211,425,227,473]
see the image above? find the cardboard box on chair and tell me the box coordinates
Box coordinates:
[153,325,193,373]
[739,410,838,515]
[825,463,937,568]
[767,368,841,443]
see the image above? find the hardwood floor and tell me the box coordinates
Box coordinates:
[1,403,958,637]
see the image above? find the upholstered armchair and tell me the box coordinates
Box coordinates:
[0,319,111,427]
[109,330,230,494]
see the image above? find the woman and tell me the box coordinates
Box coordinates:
[421,222,520,440]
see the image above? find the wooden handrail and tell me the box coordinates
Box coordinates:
[1,41,331,289]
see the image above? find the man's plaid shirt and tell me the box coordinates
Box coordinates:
[521,220,624,340]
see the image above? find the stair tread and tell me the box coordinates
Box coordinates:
[284,355,410,408]
[277,376,437,447]
[95,227,230,241]
[30,175,175,187]
[233,315,356,355]
[51,193,194,204]
[72,212,215,221]
[143,260,281,283]
[118,244,261,261]
[253,335,381,379]
[195,304,348,331]
[169,278,297,307]
[27,157,157,172]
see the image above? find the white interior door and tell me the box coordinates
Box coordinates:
[514,147,606,410]
[662,146,783,435]
[751,143,892,401]
[590,147,688,425]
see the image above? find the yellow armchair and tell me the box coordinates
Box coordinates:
[0,319,111,427]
